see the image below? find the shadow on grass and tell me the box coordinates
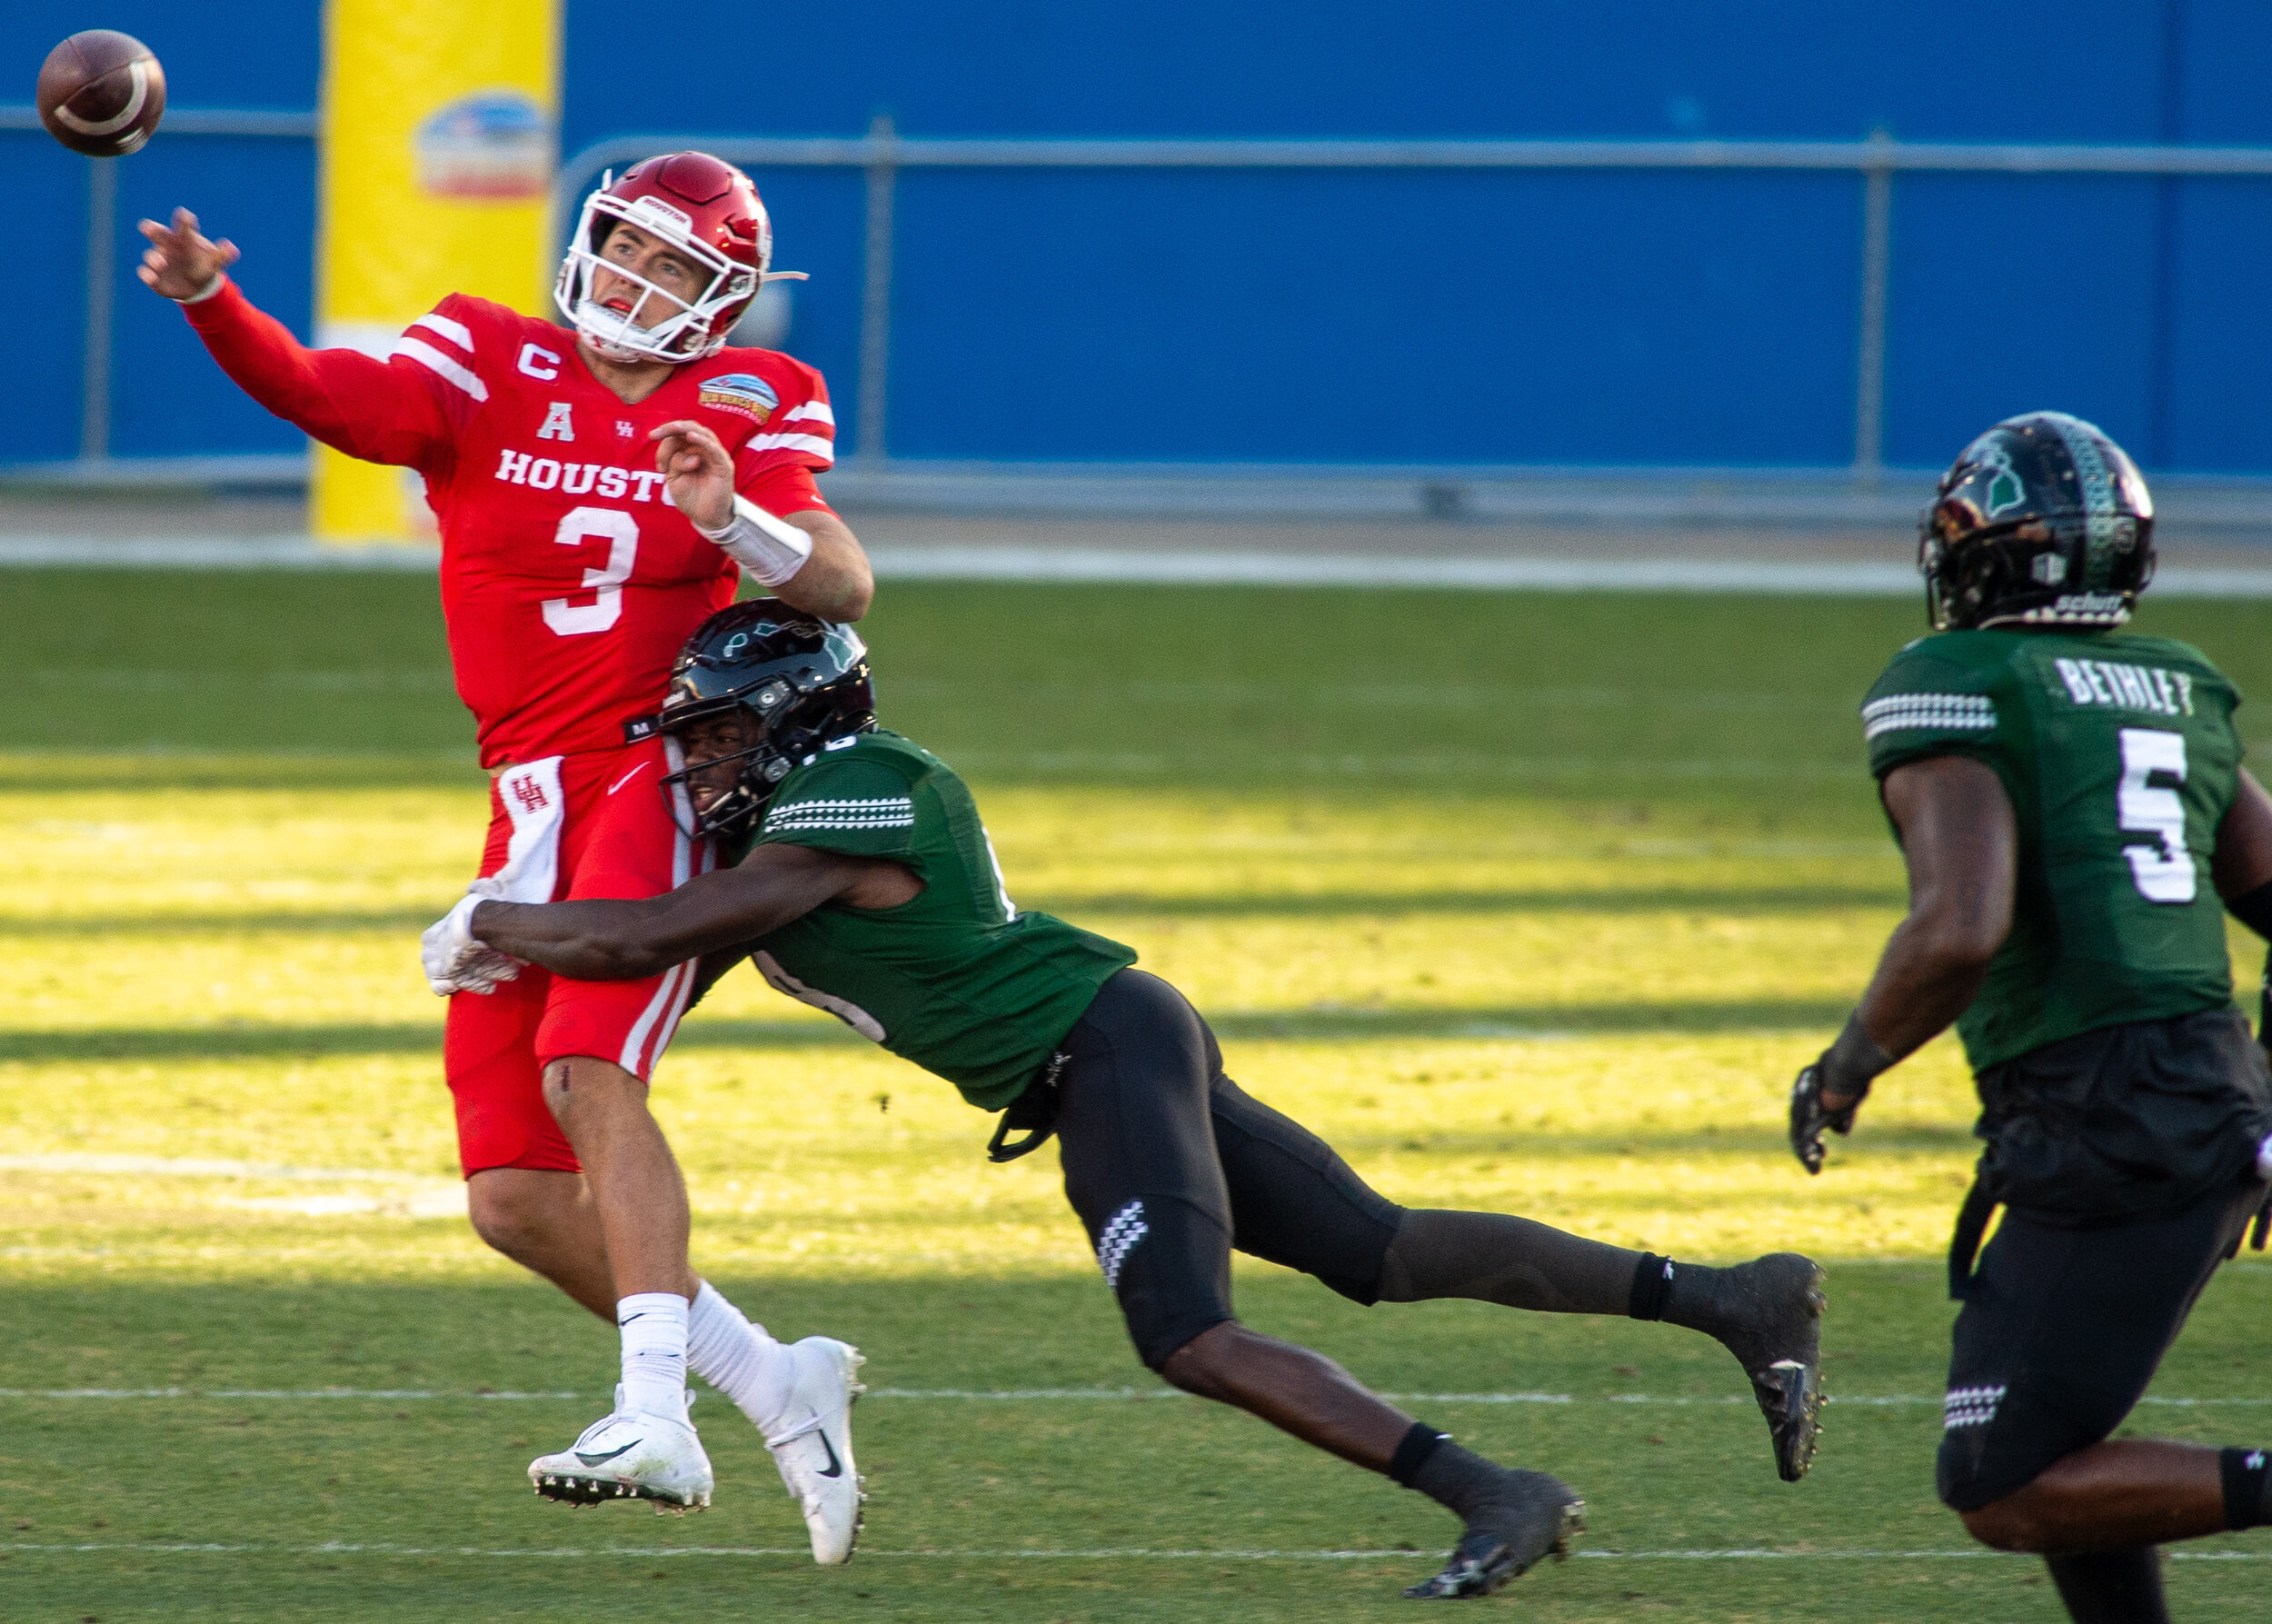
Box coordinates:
[0,910,449,937]
[0,998,1858,1063]
[0,1270,1966,1398]
[1203,998,1856,1041]
[0,751,483,792]
[1307,1122,1981,1159]
[0,886,1902,940]
[1044,886,1902,918]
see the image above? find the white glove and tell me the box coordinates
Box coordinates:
[421,879,523,996]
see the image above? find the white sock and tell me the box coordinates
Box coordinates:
[616,1292,690,1420]
[686,1280,797,1434]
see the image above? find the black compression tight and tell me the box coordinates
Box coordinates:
[1052,971,1713,1368]
[1377,1210,1644,1315]
[2045,1549,2170,1624]
[1052,971,1407,1367]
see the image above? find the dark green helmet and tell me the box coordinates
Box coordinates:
[630,600,876,839]
[1920,411,2156,631]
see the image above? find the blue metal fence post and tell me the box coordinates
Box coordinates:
[81,154,117,464]
[856,114,898,464]
[1851,128,1894,482]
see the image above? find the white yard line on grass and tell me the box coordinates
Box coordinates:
[0,1388,583,1400]
[7,1386,2268,1408]
[2,1539,2265,1562]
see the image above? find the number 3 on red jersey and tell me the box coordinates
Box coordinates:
[543,506,640,635]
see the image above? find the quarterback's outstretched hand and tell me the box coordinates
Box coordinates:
[1788,1061,1865,1176]
[136,207,239,302]
[421,880,523,997]
[652,419,735,533]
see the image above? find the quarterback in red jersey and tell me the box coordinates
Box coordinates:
[136,154,870,1559]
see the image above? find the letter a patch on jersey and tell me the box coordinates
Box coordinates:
[537,401,575,442]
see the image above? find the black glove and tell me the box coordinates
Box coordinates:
[1788,1011,1894,1175]
[1789,1060,1865,1176]
[2258,947,2270,1060]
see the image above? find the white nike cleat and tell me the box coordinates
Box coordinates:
[765,1337,866,1563]
[529,1386,713,1511]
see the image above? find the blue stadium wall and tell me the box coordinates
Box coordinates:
[9,1,2271,473]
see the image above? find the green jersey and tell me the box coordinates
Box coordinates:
[1863,627,2244,1070]
[736,730,1137,1110]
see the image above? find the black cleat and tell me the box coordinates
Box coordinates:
[1708,1252,1826,1482]
[1403,1472,1584,1600]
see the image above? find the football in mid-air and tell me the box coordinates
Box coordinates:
[36,30,165,157]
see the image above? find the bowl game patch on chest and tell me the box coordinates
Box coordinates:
[696,374,779,423]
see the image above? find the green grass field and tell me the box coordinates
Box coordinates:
[5,572,2272,1621]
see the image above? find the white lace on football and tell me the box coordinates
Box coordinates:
[554,178,805,364]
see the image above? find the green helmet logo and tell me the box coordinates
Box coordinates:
[1980,444,2025,518]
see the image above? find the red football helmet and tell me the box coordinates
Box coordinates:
[553,152,804,364]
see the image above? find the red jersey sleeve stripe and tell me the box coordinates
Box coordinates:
[407,312,475,356]
[389,337,490,402]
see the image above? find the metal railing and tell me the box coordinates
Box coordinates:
[556,123,2272,473]
[13,105,2272,481]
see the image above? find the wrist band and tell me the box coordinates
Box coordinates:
[693,495,814,587]
[176,272,226,305]
[1820,1010,1896,1098]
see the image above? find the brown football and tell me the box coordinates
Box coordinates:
[36,30,165,158]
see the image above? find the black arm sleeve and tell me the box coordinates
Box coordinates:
[685,942,761,1011]
[2227,878,2272,942]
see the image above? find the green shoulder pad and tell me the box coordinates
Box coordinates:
[757,742,920,857]
[1861,637,2005,780]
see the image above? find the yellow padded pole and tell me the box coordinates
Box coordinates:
[312,0,561,542]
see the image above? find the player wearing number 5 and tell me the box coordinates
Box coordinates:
[1789,413,2272,1622]
[136,155,874,1559]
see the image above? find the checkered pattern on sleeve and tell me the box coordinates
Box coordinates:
[756,755,919,857]
[1863,650,2001,780]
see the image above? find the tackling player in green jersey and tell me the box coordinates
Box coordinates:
[455,600,1832,1602]
[1789,413,2272,1624]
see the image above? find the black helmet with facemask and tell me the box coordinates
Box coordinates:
[629,600,876,840]
[1919,412,2156,631]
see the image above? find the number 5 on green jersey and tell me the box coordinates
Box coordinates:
[1862,627,2242,1070]
[2118,728,2195,903]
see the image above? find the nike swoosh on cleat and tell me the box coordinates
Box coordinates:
[574,1440,641,1466]
[816,1429,844,1479]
